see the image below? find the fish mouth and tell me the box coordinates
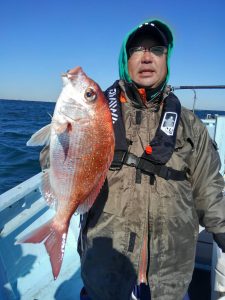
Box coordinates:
[66,66,84,77]
[61,67,85,80]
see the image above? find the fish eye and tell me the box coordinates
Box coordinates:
[84,87,97,102]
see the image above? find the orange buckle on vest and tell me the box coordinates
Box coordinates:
[145,145,152,155]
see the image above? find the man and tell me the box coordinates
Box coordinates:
[78,19,225,299]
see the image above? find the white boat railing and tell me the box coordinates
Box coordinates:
[202,116,225,176]
[0,173,42,213]
[202,116,225,300]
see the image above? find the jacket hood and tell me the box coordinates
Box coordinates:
[118,19,174,85]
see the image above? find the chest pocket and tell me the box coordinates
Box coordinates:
[167,127,195,174]
[157,135,196,220]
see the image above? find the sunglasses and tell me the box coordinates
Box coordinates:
[129,46,167,57]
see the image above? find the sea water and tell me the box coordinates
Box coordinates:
[1,99,225,195]
[0,99,54,194]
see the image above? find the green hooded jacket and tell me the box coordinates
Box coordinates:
[119,19,173,87]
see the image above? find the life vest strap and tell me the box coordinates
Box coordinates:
[110,151,187,181]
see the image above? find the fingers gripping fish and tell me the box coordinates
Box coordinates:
[17,67,115,279]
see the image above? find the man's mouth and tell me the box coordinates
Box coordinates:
[139,69,155,76]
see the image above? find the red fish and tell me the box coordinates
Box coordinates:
[18,67,115,279]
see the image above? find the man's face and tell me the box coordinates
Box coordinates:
[128,38,168,88]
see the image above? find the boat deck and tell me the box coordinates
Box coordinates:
[0,174,82,300]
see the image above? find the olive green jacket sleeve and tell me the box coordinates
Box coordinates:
[190,116,225,233]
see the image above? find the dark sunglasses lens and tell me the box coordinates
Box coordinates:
[129,47,141,56]
[151,46,166,56]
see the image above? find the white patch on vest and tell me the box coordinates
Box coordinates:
[160,112,177,136]
[108,88,118,124]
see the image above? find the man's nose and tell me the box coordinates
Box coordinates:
[141,50,153,63]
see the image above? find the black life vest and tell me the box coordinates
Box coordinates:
[104,81,187,181]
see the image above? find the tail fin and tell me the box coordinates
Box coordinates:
[17,219,68,280]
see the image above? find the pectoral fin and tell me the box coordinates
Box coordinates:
[27,124,51,146]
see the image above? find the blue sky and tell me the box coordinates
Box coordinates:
[0,0,225,110]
